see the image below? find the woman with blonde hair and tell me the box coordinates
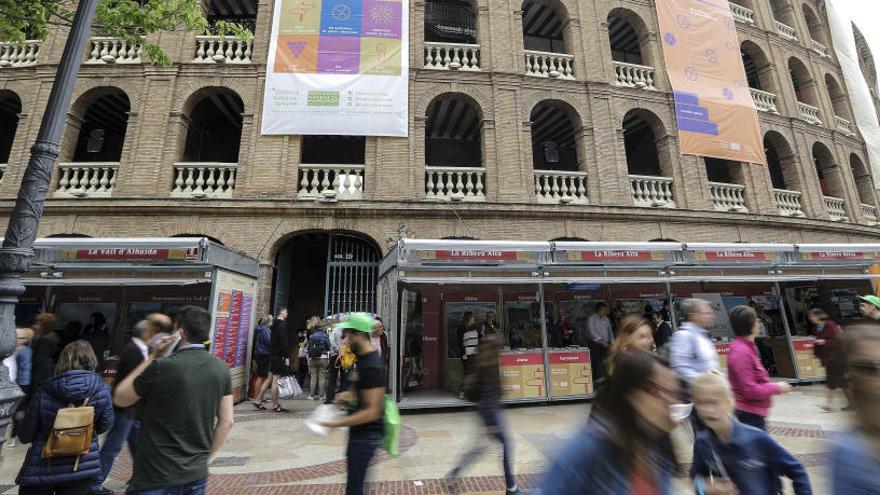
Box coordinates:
[15,341,114,494]
[606,315,655,376]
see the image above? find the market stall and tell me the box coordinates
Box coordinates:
[12,237,260,402]
[379,240,880,409]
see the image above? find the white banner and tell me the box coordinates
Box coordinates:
[261,0,409,136]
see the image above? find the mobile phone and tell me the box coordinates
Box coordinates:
[162,332,181,357]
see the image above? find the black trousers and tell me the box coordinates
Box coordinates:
[325,354,340,404]
[735,409,767,430]
[19,478,94,495]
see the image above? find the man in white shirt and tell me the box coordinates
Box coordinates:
[587,303,613,381]
[669,298,720,385]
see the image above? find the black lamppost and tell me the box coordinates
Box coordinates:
[0,0,99,434]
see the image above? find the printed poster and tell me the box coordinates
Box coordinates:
[261,0,409,136]
[499,353,546,399]
[210,269,259,402]
[655,0,765,164]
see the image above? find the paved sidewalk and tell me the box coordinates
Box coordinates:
[0,384,849,493]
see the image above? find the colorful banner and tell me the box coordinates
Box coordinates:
[261,0,409,136]
[656,0,765,164]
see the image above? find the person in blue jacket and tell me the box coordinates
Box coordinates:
[16,340,114,495]
[691,371,811,495]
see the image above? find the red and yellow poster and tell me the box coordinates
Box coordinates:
[549,351,592,396]
[500,353,546,399]
[655,0,764,164]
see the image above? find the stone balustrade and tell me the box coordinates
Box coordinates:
[729,2,755,24]
[194,34,253,63]
[524,50,574,80]
[773,189,805,217]
[810,39,829,57]
[612,61,656,90]
[426,166,486,202]
[824,195,848,222]
[861,203,878,226]
[87,37,142,64]
[534,170,588,205]
[172,163,237,198]
[298,164,365,200]
[797,102,822,125]
[54,163,119,197]
[629,175,675,208]
[424,42,481,71]
[709,182,748,212]
[0,40,41,68]
[774,20,798,42]
[835,115,855,135]
[749,88,779,113]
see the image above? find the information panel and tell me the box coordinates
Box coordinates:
[499,352,546,399]
[261,0,409,136]
[210,269,259,402]
[656,0,764,164]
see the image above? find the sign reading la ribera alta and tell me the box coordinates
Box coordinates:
[261,0,409,136]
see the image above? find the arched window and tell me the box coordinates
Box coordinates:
[740,42,776,94]
[204,0,258,32]
[849,154,875,207]
[769,0,797,39]
[825,74,853,122]
[72,88,131,163]
[705,158,748,212]
[0,91,21,166]
[425,94,482,167]
[623,109,674,208]
[530,101,579,172]
[789,58,821,124]
[522,0,567,54]
[812,142,845,199]
[764,131,800,193]
[183,88,244,163]
[802,3,829,55]
[425,0,476,44]
[608,11,644,65]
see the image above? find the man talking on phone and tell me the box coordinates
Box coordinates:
[115,306,234,495]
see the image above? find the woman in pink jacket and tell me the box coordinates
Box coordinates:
[727,305,792,430]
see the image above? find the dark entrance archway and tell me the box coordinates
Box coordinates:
[273,231,381,327]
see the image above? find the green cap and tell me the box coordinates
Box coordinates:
[335,312,375,333]
[858,295,880,310]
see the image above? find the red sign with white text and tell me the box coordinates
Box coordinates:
[568,250,664,262]
[59,247,199,262]
[696,251,773,262]
[424,250,524,261]
[801,251,872,261]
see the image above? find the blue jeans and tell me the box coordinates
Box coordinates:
[346,429,383,495]
[126,477,207,495]
[93,410,141,489]
[449,405,516,489]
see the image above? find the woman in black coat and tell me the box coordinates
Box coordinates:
[30,313,61,393]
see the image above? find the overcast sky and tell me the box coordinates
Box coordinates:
[831,0,880,72]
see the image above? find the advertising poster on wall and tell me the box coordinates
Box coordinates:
[655,0,765,164]
[210,269,259,402]
[549,351,592,396]
[500,352,545,399]
[261,0,409,136]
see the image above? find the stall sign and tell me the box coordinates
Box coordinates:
[421,250,531,262]
[499,353,545,399]
[58,247,200,262]
[715,342,731,371]
[549,351,592,396]
[800,251,875,262]
[792,339,827,378]
[565,250,668,263]
[693,251,777,262]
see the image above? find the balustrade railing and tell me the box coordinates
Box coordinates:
[797,101,822,125]
[424,42,481,70]
[810,39,829,57]
[824,195,848,222]
[298,164,364,200]
[729,2,755,24]
[774,20,798,42]
[709,182,748,212]
[612,61,656,90]
[835,115,854,135]
[0,40,41,67]
[87,37,142,64]
[425,166,486,201]
[172,163,237,198]
[524,50,574,80]
[629,175,675,208]
[534,170,588,205]
[773,189,805,217]
[749,88,779,113]
[54,163,119,197]
[861,203,878,226]
[193,34,253,63]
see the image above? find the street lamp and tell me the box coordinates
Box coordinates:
[0,0,100,436]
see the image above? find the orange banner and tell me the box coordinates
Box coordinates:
[656,0,765,164]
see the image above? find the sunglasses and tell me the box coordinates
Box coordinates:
[851,361,880,377]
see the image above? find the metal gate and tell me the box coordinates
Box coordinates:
[324,234,380,316]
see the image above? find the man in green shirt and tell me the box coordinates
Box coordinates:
[115,306,234,494]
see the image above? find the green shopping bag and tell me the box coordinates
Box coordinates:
[382,394,400,458]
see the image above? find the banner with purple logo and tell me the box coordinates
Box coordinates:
[655,0,765,164]
[261,0,409,136]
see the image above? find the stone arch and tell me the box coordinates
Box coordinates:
[824,73,852,120]
[788,56,819,107]
[849,153,875,205]
[415,85,492,121]
[812,141,845,199]
[550,236,587,241]
[763,130,800,192]
[425,92,484,167]
[607,7,652,66]
[64,86,131,163]
[529,99,583,172]
[521,0,572,54]
[801,2,829,48]
[770,0,796,30]
[179,87,244,163]
[0,90,22,165]
[622,108,669,177]
[174,80,255,115]
[740,40,776,93]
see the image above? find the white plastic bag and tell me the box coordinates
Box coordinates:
[277,375,302,400]
[305,404,345,437]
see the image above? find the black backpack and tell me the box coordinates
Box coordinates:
[308,334,328,358]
